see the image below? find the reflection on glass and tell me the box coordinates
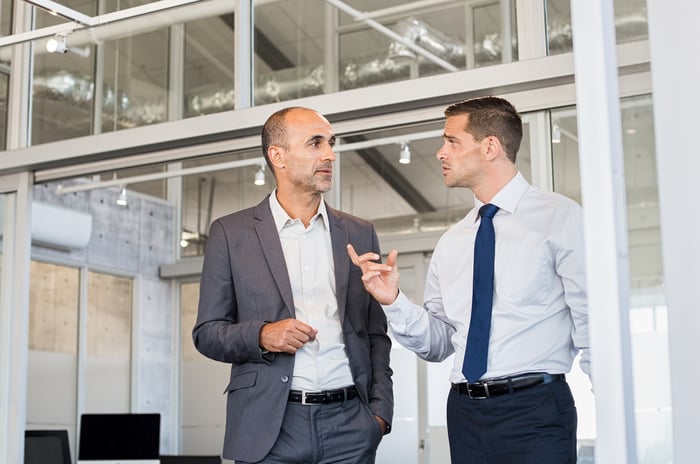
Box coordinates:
[86,271,133,413]
[180,151,274,257]
[27,262,79,437]
[184,14,235,117]
[254,0,516,104]
[517,121,532,183]
[338,121,470,235]
[100,29,169,133]
[180,280,227,453]
[32,6,97,144]
[546,0,649,56]
[551,95,672,463]
[339,6,467,91]
[181,282,200,362]
[473,1,518,67]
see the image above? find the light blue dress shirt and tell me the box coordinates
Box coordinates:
[383,172,590,383]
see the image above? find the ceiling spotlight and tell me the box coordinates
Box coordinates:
[46,33,90,57]
[399,142,411,164]
[116,186,128,206]
[46,34,68,54]
[254,164,266,186]
[551,121,561,144]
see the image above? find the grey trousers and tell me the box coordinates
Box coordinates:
[236,396,384,464]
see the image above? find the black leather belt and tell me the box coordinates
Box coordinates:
[288,385,358,404]
[452,373,565,399]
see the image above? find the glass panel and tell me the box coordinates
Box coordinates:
[473,1,518,68]
[100,28,169,133]
[180,151,273,257]
[337,121,467,235]
[551,95,672,463]
[517,120,532,183]
[26,262,79,442]
[0,0,12,37]
[253,0,516,103]
[184,14,235,117]
[253,0,327,104]
[31,3,97,144]
[546,0,648,55]
[339,4,469,91]
[91,164,169,201]
[180,281,227,454]
[85,271,133,413]
[103,0,165,14]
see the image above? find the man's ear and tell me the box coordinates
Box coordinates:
[269,146,285,169]
[483,136,502,160]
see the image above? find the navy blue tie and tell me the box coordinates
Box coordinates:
[462,203,499,383]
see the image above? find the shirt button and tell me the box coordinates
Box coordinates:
[281,376,289,383]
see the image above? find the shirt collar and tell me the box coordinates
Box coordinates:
[472,172,529,222]
[269,189,329,232]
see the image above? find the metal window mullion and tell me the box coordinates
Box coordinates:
[169,23,185,121]
[522,111,553,191]
[75,265,89,458]
[0,172,32,464]
[235,0,253,109]
[323,2,339,94]
[515,0,547,60]
[6,0,34,150]
[499,0,512,63]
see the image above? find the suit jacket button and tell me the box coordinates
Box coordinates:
[281,376,289,383]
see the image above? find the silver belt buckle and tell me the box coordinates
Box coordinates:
[300,390,311,405]
[467,382,490,399]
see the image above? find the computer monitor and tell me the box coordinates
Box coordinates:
[25,429,72,464]
[78,413,160,464]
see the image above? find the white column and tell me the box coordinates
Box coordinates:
[647,2,700,463]
[569,1,638,462]
[0,173,32,464]
[0,0,34,461]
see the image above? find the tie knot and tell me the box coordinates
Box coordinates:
[479,203,499,219]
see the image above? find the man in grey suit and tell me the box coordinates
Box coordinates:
[193,106,393,464]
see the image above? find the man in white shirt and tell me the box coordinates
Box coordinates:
[348,96,589,463]
[194,107,392,463]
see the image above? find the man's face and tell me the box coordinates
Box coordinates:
[436,114,485,189]
[278,109,336,194]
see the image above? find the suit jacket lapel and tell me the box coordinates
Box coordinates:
[254,198,295,318]
[328,206,350,324]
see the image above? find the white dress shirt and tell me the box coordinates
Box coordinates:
[383,172,590,383]
[269,191,355,391]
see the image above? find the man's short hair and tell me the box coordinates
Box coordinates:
[444,96,523,163]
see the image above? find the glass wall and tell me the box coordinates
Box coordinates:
[546,0,649,55]
[10,0,653,147]
[85,271,133,412]
[551,95,671,463]
[179,281,227,454]
[26,261,79,446]
[183,14,235,117]
[180,150,273,257]
[32,3,97,144]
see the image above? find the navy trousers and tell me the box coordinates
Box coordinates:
[446,380,578,464]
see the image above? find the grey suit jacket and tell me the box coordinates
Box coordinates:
[193,195,393,462]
